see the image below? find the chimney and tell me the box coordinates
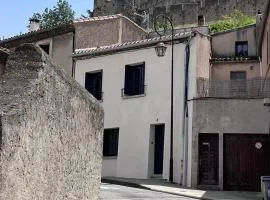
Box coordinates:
[198,15,205,26]
[29,18,41,32]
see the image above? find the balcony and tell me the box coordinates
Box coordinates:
[196,77,270,99]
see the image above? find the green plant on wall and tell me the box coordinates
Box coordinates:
[209,10,256,33]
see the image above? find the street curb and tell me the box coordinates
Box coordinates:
[101,178,150,190]
[101,178,213,200]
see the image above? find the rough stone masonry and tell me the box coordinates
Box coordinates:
[0,44,104,200]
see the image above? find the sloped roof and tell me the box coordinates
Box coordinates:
[73,31,193,58]
[211,24,256,36]
[0,44,101,115]
[0,23,75,48]
[74,14,147,33]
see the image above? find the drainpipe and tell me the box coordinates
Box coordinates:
[182,43,190,186]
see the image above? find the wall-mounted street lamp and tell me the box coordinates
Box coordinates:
[154,14,174,182]
[155,42,167,57]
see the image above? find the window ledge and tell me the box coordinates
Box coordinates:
[103,156,118,160]
[122,94,146,99]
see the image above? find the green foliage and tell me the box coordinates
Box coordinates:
[30,0,75,29]
[209,10,255,33]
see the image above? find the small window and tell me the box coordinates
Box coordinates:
[230,71,247,96]
[230,71,246,80]
[39,44,50,54]
[235,41,248,57]
[124,63,145,96]
[85,70,103,101]
[103,128,119,157]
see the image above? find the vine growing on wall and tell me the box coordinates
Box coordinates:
[209,10,256,33]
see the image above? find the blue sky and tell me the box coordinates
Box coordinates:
[0,0,94,39]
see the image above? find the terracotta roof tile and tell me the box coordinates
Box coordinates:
[73,31,192,57]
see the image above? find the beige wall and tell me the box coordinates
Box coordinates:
[189,99,269,189]
[196,35,211,78]
[211,61,261,80]
[212,26,257,57]
[261,13,270,77]
[52,32,74,75]
[121,17,147,43]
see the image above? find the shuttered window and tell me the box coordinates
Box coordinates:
[235,41,248,57]
[124,63,145,96]
[85,71,103,100]
[103,128,119,157]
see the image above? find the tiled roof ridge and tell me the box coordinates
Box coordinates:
[0,22,74,44]
[74,14,147,33]
[73,31,193,56]
[74,14,121,23]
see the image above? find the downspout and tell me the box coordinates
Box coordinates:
[181,41,190,186]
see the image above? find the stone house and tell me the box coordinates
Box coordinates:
[73,31,211,184]
[72,17,270,191]
[186,22,270,190]
[0,23,75,75]
[0,44,104,200]
[0,14,147,76]
[211,24,260,81]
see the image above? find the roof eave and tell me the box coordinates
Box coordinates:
[72,33,193,59]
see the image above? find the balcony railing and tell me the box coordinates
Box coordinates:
[196,77,270,99]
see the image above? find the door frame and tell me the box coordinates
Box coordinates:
[148,123,165,178]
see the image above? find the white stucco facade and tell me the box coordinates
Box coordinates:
[74,34,210,184]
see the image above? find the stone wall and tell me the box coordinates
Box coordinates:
[94,0,267,27]
[74,15,146,50]
[0,44,104,200]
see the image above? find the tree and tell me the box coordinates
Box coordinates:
[209,10,256,33]
[30,0,75,29]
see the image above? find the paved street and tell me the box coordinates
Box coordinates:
[100,183,197,200]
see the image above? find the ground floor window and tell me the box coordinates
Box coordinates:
[103,128,119,157]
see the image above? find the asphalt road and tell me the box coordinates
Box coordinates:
[100,183,197,200]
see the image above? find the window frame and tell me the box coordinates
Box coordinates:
[103,128,119,157]
[235,41,248,57]
[123,62,146,97]
[85,70,103,101]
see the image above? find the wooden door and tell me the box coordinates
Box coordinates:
[224,134,270,191]
[199,134,219,185]
[154,125,165,175]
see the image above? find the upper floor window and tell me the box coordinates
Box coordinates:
[85,70,103,101]
[103,128,119,157]
[235,41,248,57]
[123,62,145,96]
[230,71,247,80]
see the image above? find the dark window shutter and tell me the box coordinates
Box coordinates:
[125,66,133,95]
[124,63,145,96]
[138,64,145,94]
[103,129,119,157]
[85,71,102,100]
